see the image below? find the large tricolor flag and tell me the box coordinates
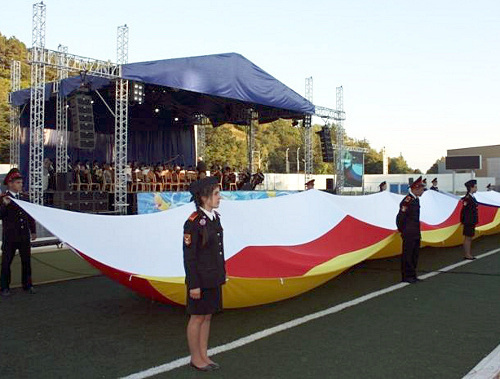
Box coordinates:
[13,190,500,308]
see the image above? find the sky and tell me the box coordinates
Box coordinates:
[2,0,500,171]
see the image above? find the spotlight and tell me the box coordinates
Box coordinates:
[174,117,179,122]
[90,100,94,104]
[130,82,145,105]
[154,108,160,113]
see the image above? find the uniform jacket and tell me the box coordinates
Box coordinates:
[461,193,478,226]
[183,209,226,289]
[396,193,421,239]
[0,191,36,242]
[430,186,439,191]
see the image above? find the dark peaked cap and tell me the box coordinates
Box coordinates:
[3,168,22,185]
[189,176,219,197]
[465,179,477,188]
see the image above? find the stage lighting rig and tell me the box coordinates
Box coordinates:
[131,82,145,104]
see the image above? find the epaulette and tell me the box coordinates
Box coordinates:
[403,195,413,203]
[188,211,199,222]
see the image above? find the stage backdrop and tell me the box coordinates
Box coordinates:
[343,151,364,188]
[138,190,297,214]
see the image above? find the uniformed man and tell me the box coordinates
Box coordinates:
[430,178,439,191]
[0,169,37,296]
[379,181,387,192]
[183,176,225,371]
[396,176,425,283]
[422,178,428,191]
[305,179,315,190]
[486,183,493,191]
[461,179,478,260]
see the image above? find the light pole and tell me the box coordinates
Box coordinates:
[285,148,290,173]
[296,147,301,173]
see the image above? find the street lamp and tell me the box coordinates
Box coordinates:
[285,148,290,173]
[296,147,300,173]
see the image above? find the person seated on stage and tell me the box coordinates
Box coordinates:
[211,165,223,183]
[486,183,493,191]
[379,181,387,192]
[43,158,54,191]
[125,163,133,186]
[92,161,103,186]
[154,165,162,182]
[102,164,113,185]
[196,158,207,179]
[305,179,315,190]
[72,163,80,185]
[159,164,168,176]
[79,163,90,184]
[430,178,439,191]
[237,169,251,190]
[222,166,232,191]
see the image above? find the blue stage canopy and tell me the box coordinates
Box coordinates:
[11,53,314,118]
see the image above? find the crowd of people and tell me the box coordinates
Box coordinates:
[41,158,264,193]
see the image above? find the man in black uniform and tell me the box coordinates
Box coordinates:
[461,179,478,260]
[183,176,225,371]
[0,169,37,296]
[422,178,428,191]
[430,178,439,191]
[396,176,425,283]
[305,179,315,190]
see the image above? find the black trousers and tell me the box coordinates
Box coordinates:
[1,239,32,290]
[401,237,420,281]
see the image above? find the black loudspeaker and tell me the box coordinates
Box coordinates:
[326,178,334,191]
[55,172,72,191]
[70,93,95,150]
[316,127,334,163]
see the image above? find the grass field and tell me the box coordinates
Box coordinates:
[1,235,499,378]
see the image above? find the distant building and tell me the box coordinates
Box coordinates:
[447,144,500,186]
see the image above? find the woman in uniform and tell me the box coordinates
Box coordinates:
[461,179,478,260]
[183,176,226,371]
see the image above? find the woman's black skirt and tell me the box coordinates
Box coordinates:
[186,286,223,315]
[463,224,476,237]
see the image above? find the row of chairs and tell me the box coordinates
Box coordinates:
[71,171,200,193]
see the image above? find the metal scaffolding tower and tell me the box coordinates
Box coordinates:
[55,44,69,173]
[335,86,345,194]
[247,109,258,172]
[9,60,21,169]
[114,24,130,214]
[23,1,124,209]
[29,1,47,204]
[195,115,209,160]
[117,25,129,65]
[304,77,313,179]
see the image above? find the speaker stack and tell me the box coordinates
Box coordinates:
[317,126,334,163]
[70,93,95,150]
[52,191,109,213]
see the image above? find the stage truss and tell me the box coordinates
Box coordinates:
[9,60,21,169]
[21,2,129,212]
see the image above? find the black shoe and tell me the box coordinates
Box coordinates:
[1,289,10,297]
[24,287,36,294]
[190,362,213,372]
[414,278,423,282]
[402,278,417,284]
[209,362,220,370]
[464,257,476,260]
